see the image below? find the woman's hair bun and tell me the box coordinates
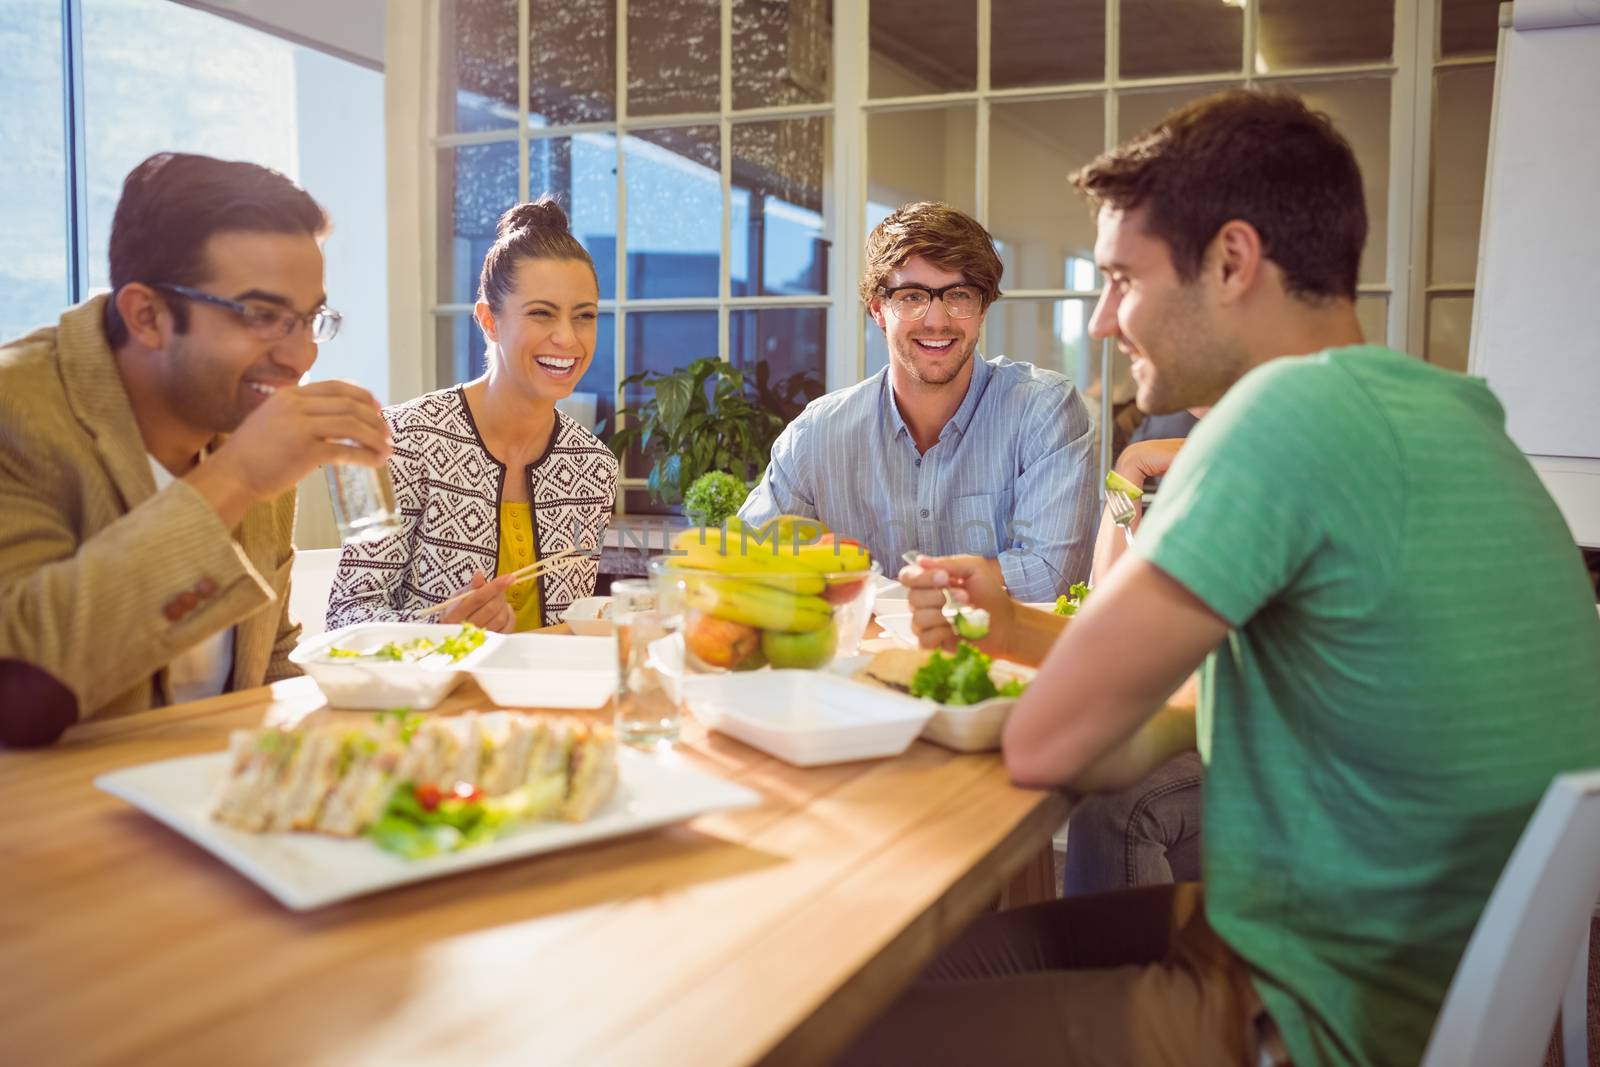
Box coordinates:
[496,196,569,237]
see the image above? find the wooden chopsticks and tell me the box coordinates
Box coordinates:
[413,546,591,620]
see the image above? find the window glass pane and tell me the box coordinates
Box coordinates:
[622,310,719,479]
[529,0,616,125]
[443,0,518,133]
[865,309,889,377]
[1273,77,1392,286]
[1117,84,1244,142]
[990,98,1103,291]
[628,0,719,116]
[730,308,827,423]
[529,135,619,299]
[1357,294,1388,346]
[985,298,1098,392]
[733,0,832,109]
[869,0,977,97]
[732,119,829,297]
[1429,66,1494,286]
[1120,0,1243,79]
[0,0,67,341]
[1426,295,1474,372]
[441,141,520,305]
[1257,0,1393,71]
[991,0,1103,88]
[868,106,977,219]
[625,126,720,299]
[1440,0,1501,57]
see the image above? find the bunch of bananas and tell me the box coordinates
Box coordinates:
[662,515,874,670]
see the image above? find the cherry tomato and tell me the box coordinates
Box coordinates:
[415,783,442,811]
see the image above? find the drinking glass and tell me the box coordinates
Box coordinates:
[612,578,683,749]
[325,451,403,545]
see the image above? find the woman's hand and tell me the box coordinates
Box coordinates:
[899,555,1017,656]
[439,569,518,632]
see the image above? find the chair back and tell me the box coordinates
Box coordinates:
[288,548,342,637]
[1420,769,1600,1067]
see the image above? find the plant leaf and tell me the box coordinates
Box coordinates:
[656,375,692,436]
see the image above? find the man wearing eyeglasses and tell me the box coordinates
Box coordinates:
[740,201,1098,601]
[0,152,390,746]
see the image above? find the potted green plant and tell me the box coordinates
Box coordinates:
[682,471,747,527]
[607,357,787,508]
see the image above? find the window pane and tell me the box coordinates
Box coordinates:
[1117,84,1244,142]
[732,119,829,297]
[441,141,520,305]
[622,310,718,479]
[529,0,616,125]
[733,0,832,109]
[1275,77,1392,286]
[1357,294,1388,346]
[1257,0,1393,71]
[985,298,1098,392]
[1440,0,1501,57]
[1120,0,1243,79]
[443,0,518,133]
[1429,66,1494,286]
[991,0,1103,88]
[730,308,827,423]
[865,309,889,377]
[868,106,977,219]
[870,0,977,96]
[990,98,1103,291]
[0,0,67,341]
[529,135,619,300]
[1426,295,1474,372]
[628,0,719,116]
[625,126,721,299]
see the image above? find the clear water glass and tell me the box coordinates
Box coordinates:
[612,578,682,749]
[324,457,403,545]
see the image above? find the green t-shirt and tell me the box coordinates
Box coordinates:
[1134,346,1600,1067]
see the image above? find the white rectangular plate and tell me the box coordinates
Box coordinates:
[96,747,760,911]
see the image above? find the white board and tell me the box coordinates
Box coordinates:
[1470,0,1600,544]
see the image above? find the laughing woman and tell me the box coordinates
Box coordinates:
[327,198,617,631]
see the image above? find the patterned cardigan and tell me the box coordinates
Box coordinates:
[327,387,617,630]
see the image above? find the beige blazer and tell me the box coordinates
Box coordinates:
[0,295,301,726]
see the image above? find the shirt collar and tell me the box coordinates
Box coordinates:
[884,354,992,444]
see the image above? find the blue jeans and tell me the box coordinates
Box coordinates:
[1062,753,1204,896]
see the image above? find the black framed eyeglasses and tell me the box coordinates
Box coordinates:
[153,283,343,343]
[877,282,984,321]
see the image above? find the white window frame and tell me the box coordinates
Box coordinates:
[386,0,1499,491]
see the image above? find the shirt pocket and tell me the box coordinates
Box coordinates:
[945,489,1014,555]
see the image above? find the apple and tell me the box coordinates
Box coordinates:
[684,613,762,670]
[761,618,837,670]
[821,578,867,605]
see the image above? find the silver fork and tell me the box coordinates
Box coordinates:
[1106,488,1139,547]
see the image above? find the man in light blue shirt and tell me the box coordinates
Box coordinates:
[739,202,1098,601]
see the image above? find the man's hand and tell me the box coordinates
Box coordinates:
[188,381,392,527]
[899,554,1017,655]
[1113,438,1186,520]
[439,570,517,632]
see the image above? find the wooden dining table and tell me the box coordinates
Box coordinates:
[1,641,1071,1067]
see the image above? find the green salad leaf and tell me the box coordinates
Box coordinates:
[367,776,564,860]
[1054,582,1091,617]
[325,623,486,664]
[909,642,1026,705]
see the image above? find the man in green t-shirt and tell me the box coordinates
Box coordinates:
[841,91,1600,1067]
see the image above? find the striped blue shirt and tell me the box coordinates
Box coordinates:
[740,356,1099,601]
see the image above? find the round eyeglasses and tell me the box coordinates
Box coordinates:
[153,283,343,343]
[878,283,984,322]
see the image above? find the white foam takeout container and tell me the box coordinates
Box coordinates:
[684,670,935,767]
[829,654,1038,753]
[467,634,618,709]
[290,622,504,710]
[563,596,615,637]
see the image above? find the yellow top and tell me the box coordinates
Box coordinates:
[497,502,542,632]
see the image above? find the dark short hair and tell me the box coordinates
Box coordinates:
[858,202,1004,309]
[105,152,328,347]
[1071,90,1366,302]
[478,196,599,311]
